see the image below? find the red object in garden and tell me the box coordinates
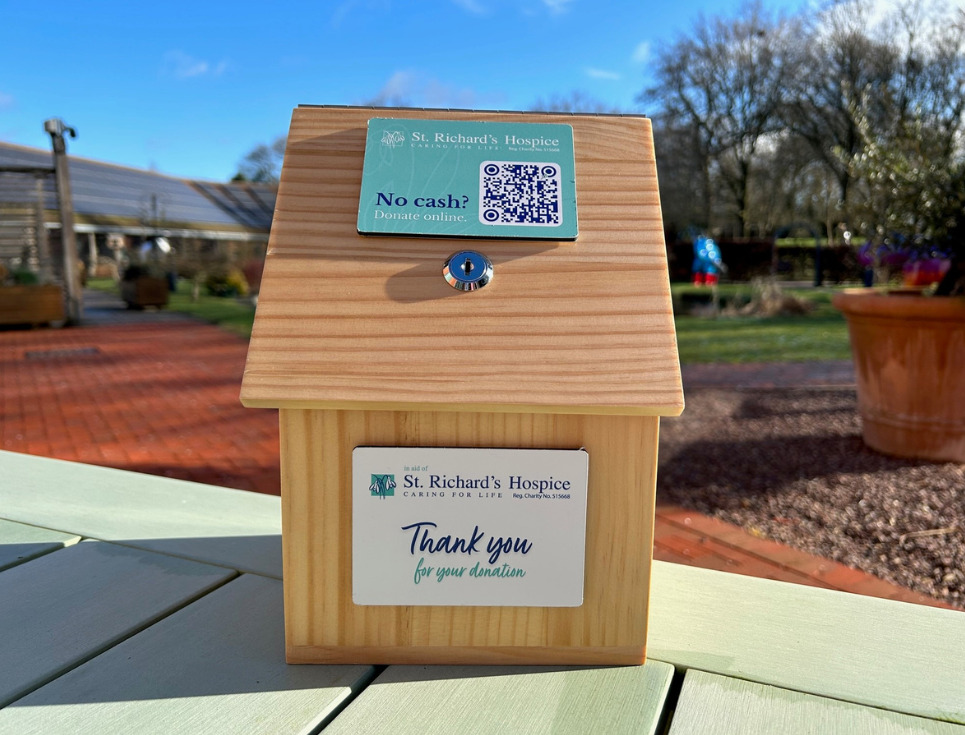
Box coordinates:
[691,272,719,286]
[903,258,951,287]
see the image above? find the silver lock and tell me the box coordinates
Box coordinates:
[443,250,493,292]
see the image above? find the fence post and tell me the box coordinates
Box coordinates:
[45,118,83,325]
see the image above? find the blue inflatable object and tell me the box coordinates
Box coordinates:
[692,236,724,285]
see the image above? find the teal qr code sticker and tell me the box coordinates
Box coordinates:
[357,119,578,240]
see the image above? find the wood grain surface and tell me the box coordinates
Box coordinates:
[0,575,375,735]
[241,106,683,416]
[0,519,79,571]
[323,662,675,735]
[280,407,660,664]
[0,540,233,707]
[0,450,283,578]
[649,562,965,725]
[669,669,965,735]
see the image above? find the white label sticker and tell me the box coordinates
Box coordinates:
[352,447,588,607]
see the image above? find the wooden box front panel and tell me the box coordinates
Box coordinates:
[279,408,659,665]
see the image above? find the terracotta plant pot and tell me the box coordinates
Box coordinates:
[832,289,965,462]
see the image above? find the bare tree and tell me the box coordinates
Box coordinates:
[885,0,965,162]
[234,135,287,183]
[847,1,965,246]
[642,2,798,235]
[651,119,709,239]
[780,0,897,237]
[530,91,623,114]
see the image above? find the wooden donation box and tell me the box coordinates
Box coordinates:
[240,105,684,665]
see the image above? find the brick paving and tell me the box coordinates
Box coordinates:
[653,506,948,608]
[0,289,946,608]
[1,294,279,494]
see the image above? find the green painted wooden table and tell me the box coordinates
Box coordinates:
[0,450,963,734]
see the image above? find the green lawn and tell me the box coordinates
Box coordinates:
[671,284,852,364]
[167,287,256,338]
[87,278,256,338]
[87,278,853,365]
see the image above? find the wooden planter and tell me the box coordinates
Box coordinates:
[0,284,65,326]
[832,289,965,462]
[120,277,169,308]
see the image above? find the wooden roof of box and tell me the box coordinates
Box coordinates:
[241,106,683,417]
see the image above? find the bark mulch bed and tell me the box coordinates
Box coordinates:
[656,387,965,609]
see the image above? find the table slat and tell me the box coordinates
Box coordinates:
[649,562,965,724]
[669,670,965,735]
[0,574,374,735]
[0,451,282,577]
[0,540,234,707]
[0,519,79,571]
[324,661,674,735]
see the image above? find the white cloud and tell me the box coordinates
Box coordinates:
[371,70,418,104]
[585,68,621,81]
[813,0,947,47]
[162,50,228,80]
[365,70,490,109]
[542,0,575,14]
[632,41,650,64]
[826,0,900,26]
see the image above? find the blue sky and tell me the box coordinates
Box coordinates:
[2,0,806,182]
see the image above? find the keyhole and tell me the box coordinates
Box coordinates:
[443,250,492,291]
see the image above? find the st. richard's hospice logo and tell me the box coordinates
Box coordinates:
[369,474,396,498]
[381,130,405,148]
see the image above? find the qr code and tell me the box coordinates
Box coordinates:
[479,161,562,227]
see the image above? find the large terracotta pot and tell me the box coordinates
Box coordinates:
[832,289,965,462]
